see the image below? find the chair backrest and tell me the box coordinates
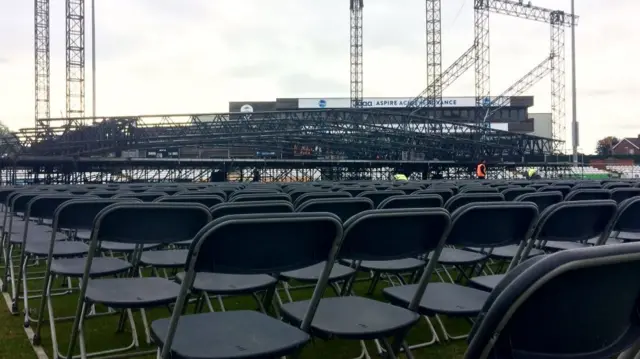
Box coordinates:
[538,185,571,198]
[210,201,294,219]
[296,197,374,222]
[395,185,424,194]
[27,194,84,220]
[514,191,563,213]
[414,188,455,202]
[113,192,167,202]
[287,188,325,202]
[341,208,451,310]
[155,194,225,207]
[610,188,640,203]
[444,193,505,213]
[564,189,611,201]
[54,198,143,231]
[466,243,640,359]
[229,193,292,203]
[377,194,443,209]
[342,186,376,197]
[92,202,212,245]
[293,191,351,208]
[603,182,631,190]
[461,187,499,194]
[610,197,640,237]
[501,187,536,201]
[357,190,406,208]
[532,200,618,245]
[229,189,281,200]
[176,189,227,200]
[340,208,450,262]
[88,191,121,198]
[445,203,539,261]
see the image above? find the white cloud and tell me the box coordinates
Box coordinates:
[0,0,637,153]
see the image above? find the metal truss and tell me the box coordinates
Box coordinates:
[16,109,559,161]
[475,0,578,146]
[34,0,51,130]
[474,0,491,126]
[551,10,566,152]
[65,0,86,118]
[486,56,551,120]
[408,45,475,114]
[425,0,442,115]
[349,0,364,108]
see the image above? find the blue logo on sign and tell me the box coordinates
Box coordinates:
[482,97,491,106]
[318,99,327,108]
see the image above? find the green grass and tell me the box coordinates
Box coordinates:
[4,263,476,359]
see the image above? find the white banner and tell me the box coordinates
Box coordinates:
[298,97,510,109]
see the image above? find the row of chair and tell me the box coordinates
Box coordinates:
[3,181,640,359]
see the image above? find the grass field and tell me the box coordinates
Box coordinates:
[2,263,473,359]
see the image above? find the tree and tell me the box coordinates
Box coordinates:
[596,136,619,156]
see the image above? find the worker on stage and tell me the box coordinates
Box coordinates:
[527,167,541,180]
[476,160,487,180]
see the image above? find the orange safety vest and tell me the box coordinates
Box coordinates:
[476,164,486,177]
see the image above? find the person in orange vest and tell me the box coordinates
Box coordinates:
[476,160,487,180]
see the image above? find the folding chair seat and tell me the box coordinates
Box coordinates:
[281,208,451,357]
[470,200,618,292]
[65,202,212,359]
[378,194,443,209]
[605,197,640,243]
[465,242,640,359]
[384,202,538,339]
[151,212,343,359]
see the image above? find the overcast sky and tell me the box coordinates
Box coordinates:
[0,0,637,153]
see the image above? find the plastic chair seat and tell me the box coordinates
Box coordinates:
[616,231,640,242]
[151,310,310,359]
[490,245,544,259]
[25,241,89,258]
[358,258,425,273]
[280,296,420,340]
[281,262,355,283]
[51,257,132,278]
[140,250,188,268]
[544,241,591,251]
[100,241,163,252]
[469,274,505,291]
[383,282,490,317]
[428,247,487,264]
[85,277,180,309]
[75,230,91,241]
[175,272,277,295]
[174,239,193,248]
[9,230,67,244]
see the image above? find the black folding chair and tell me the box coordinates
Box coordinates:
[151,212,343,359]
[466,242,640,359]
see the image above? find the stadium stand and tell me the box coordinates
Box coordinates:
[608,165,640,178]
[1,180,640,359]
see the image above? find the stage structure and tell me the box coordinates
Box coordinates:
[0,109,569,183]
[408,0,578,153]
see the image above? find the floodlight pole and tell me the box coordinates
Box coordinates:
[570,0,578,162]
[91,0,96,118]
